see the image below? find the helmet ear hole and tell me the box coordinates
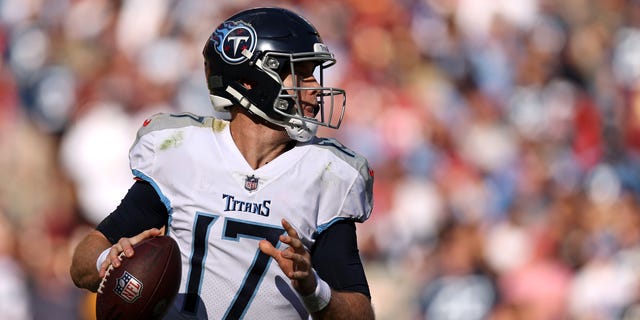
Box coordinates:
[208,76,224,89]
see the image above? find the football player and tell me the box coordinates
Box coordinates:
[70,6,375,320]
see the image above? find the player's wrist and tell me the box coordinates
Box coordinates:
[302,270,331,313]
[96,247,111,272]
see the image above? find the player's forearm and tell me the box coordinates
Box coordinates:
[70,230,111,292]
[312,291,374,320]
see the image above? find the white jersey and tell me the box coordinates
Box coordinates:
[128,113,373,319]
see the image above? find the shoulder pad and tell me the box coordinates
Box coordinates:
[313,138,366,168]
[136,112,213,137]
[313,138,373,186]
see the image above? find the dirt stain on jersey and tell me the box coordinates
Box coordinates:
[212,119,228,132]
[160,132,184,150]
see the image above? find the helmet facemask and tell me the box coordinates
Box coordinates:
[257,49,346,142]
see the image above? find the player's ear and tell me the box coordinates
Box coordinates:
[160,226,166,236]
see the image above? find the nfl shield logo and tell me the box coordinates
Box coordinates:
[244,175,259,191]
[114,271,143,303]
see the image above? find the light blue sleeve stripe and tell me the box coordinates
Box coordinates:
[313,217,350,239]
[131,169,173,216]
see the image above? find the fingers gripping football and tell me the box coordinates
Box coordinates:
[259,219,317,296]
[98,228,164,278]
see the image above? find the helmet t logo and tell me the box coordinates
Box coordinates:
[228,36,250,55]
[212,21,257,65]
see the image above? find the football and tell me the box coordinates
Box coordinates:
[96,236,182,320]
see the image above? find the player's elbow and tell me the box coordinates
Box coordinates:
[69,270,91,291]
[70,230,111,292]
[69,259,100,292]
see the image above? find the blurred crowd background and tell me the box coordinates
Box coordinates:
[2,0,640,319]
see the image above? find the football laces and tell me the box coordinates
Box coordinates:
[97,251,125,294]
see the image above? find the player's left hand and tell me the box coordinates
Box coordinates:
[259,219,316,296]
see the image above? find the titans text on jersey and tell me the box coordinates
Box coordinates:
[222,194,271,216]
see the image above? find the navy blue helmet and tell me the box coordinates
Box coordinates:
[203,7,345,141]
